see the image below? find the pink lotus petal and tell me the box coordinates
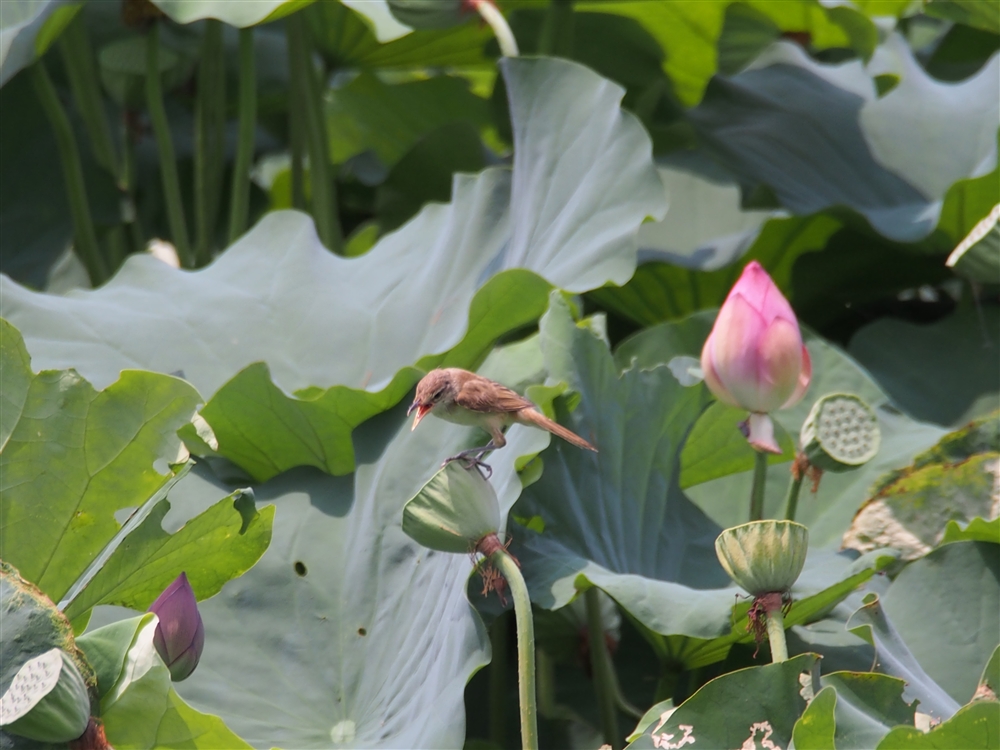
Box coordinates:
[747,413,781,454]
[782,344,813,409]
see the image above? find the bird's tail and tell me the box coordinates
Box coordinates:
[516,409,597,452]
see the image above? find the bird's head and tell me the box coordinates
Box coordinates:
[407,369,457,430]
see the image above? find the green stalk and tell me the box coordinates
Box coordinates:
[489,612,508,748]
[491,549,538,750]
[766,608,788,663]
[538,0,574,56]
[749,450,768,522]
[146,23,193,266]
[30,59,108,286]
[783,472,805,522]
[585,587,621,750]
[287,13,341,252]
[228,27,257,244]
[121,121,145,253]
[58,17,118,176]
[194,19,226,264]
[287,67,305,211]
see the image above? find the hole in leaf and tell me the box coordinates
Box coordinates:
[294,561,307,576]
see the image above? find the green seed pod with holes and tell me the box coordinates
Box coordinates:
[0,648,90,742]
[715,521,809,595]
[800,393,880,472]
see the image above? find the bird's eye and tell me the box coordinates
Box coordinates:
[432,388,446,401]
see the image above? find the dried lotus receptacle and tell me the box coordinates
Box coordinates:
[801,393,880,473]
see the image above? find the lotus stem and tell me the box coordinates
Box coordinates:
[585,587,621,749]
[783,472,805,522]
[470,0,519,57]
[489,611,508,748]
[58,17,118,176]
[146,23,193,266]
[491,548,538,750]
[766,607,788,663]
[287,13,342,252]
[539,0,574,56]
[194,19,226,264]
[228,27,257,244]
[30,59,108,286]
[749,450,768,521]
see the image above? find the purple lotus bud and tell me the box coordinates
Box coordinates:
[148,573,204,682]
[701,261,812,453]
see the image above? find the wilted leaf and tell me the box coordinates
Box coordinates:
[843,411,999,559]
[626,654,818,749]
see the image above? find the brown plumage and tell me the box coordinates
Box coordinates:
[407,368,597,455]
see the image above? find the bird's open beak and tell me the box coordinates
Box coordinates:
[408,402,430,430]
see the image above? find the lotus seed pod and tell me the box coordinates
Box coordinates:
[715,521,809,595]
[0,648,90,742]
[800,393,880,472]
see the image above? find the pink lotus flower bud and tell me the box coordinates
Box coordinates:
[149,572,204,682]
[701,261,811,453]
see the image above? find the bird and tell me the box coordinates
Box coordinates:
[407,367,597,475]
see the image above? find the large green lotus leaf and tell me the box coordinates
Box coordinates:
[792,672,917,750]
[61,489,273,622]
[687,35,999,243]
[150,0,311,27]
[591,206,841,327]
[924,0,1000,34]
[626,654,818,749]
[820,671,915,750]
[509,296,883,658]
[0,0,79,86]
[849,303,1000,427]
[877,701,1000,750]
[95,613,251,749]
[618,312,947,548]
[848,593,961,721]
[573,0,874,107]
[325,72,490,166]
[881,541,1000,706]
[1,57,664,484]
[168,389,551,748]
[843,411,999,560]
[0,319,202,604]
[311,1,492,69]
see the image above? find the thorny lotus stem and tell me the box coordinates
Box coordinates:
[228,27,257,244]
[749,450,768,521]
[489,611,508,748]
[146,23,194,266]
[783,472,805,522]
[490,546,538,750]
[194,19,226,265]
[586,587,621,749]
[30,59,108,286]
[766,607,788,663]
[470,0,519,57]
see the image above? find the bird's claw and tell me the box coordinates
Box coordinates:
[442,452,493,480]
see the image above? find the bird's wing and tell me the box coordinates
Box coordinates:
[455,377,534,413]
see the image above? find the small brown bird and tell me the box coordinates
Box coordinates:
[408,368,597,472]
